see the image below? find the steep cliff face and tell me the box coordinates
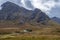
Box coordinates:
[0,1,20,20]
[0,1,50,24]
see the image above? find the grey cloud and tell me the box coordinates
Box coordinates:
[23,0,34,9]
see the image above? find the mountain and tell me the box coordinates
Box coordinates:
[0,1,50,25]
[52,17,60,24]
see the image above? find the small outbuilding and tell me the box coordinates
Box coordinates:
[23,29,32,33]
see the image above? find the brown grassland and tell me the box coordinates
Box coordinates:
[0,21,60,40]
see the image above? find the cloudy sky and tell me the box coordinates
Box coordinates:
[0,0,60,18]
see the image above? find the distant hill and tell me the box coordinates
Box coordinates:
[52,17,60,24]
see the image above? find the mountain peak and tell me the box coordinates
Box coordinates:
[1,1,15,7]
[1,1,21,12]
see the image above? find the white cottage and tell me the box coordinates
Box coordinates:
[23,29,32,33]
